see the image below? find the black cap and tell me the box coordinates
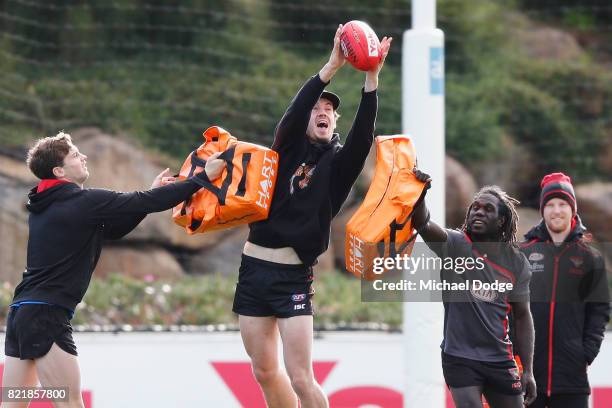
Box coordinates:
[320,91,340,110]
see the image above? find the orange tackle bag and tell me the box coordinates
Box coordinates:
[345,135,427,279]
[172,126,278,234]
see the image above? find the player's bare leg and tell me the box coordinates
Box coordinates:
[35,344,84,408]
[449,386,485,408]
[239,315,298,408]
[278,315,328,408]
[483,387,524,408]
[0,357,38,408]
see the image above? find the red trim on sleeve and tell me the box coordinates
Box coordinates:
[519,239,539,249]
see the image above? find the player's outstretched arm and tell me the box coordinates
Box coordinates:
[339,35,392,155]
[319,24,346,83]
[88,154,226,224]
[330,37,392,213]
[102,155,226,239]
[364,36,392,92]
[152,153,225,189]
[273,28,343,152]
[412,168,447,244]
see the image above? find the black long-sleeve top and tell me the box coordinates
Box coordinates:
[521,218,611,394]
[248,74,377,266]
[12,176,207,311]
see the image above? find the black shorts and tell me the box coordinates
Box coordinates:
[233,255,314,318]
[4,304,77,360]
[442,352,523,395]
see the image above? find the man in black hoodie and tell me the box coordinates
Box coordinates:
[2,132,225,408]
[233,26,391,407]
[520,173,610,408]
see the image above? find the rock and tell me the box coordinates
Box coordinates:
[516,208,542,241]
[0,155,37,184]
[354,144,377,195]
[445,156,478,228]
[183,224,337,276]
[469,135,539,204]
[340,144,377,209]
[314,242,336,274]
[598,131,612,175]
[516,26,584,62]
[182,226,250,276]
[0,175,29,285]
[70,127,215,250]
[95,245,184,281]
[575,182,612,242]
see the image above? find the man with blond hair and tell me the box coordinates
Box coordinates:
[234,25,392,408]
[521,172,610,408]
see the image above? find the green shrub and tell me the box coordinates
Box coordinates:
[0,272,402,329]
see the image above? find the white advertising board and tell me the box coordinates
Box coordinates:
[1,332,611,407]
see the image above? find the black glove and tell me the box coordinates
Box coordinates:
[413,167,432,190]
[411,167,432,232]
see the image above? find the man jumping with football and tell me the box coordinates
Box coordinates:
[232,25,392,407]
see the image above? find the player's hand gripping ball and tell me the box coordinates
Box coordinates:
[340,21,382,71]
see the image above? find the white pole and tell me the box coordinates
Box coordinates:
[402,0,445,407]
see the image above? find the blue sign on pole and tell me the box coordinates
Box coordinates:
[430,47,444,95]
